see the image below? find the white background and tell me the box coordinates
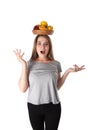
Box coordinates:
[0,0,88,130]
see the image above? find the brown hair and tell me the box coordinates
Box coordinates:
[30,35,54,61]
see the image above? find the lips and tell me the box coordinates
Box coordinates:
[40,50,45,54]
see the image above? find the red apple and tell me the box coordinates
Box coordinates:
[33,25,39,30]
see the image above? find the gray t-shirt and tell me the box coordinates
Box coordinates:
[27,60,62,105]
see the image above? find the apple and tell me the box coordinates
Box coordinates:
[33,25,39,30]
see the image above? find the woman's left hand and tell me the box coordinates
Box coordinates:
[70,64,85,72]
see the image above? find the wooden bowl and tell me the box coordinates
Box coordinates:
[32,30,54,35]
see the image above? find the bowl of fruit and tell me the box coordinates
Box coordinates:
[32,21,54,35]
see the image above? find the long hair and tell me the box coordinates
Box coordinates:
[30,35,54,61]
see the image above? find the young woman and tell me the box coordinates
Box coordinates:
[14,34,85,130]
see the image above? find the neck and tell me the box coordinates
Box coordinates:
[37,57,49,62]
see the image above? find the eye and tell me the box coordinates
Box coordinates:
[44,42,49,46]
[37,42,41,45]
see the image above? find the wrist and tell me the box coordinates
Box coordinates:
[67,68,73,73]
[22,62,27,68]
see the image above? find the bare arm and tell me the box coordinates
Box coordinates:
[18,63,29,92]
[14,49,29,92]
[57,64,85,90]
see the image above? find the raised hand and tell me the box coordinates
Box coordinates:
[69,64,85,72]
[13,49,26,65]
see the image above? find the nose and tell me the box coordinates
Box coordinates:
[41,44,45,49]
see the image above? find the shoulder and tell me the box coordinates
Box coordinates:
[54,60,61,66]
[27,60,34,69]
[27,60,34,64]
[54,60,62,72]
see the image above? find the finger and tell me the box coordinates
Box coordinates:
[13,50,17,55]
[73,64,78,71]
[16,49,18,53]
[80,67,85,70]
[73,64,79,68]
[19,49,21,54]
[77,65,85,71]
[80,65,85,68]
[21,52,24,57]
[78,65,85,70]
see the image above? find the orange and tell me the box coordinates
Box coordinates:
[47,26,53,30]
[39,25,48,30]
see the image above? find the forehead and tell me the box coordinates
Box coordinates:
[37,36,48,42]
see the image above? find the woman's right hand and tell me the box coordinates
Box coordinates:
[13,49,27,65]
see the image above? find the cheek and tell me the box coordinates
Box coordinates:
[36,46,39,51]
[46,46,49,52]
[36,45,41,50]
[36,47,41,55]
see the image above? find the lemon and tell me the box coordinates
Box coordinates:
[40,21,48,27]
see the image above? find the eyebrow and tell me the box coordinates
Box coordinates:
[37,41,41,42]
[37,40,48,43]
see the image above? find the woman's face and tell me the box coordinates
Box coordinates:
[36,36,50,59]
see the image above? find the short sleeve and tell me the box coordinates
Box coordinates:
[26,60,30,71]
[57,61,62,73]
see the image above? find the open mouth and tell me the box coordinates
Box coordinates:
[40,51,45,54]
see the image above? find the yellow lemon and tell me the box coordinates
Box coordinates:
[40,21,48,27]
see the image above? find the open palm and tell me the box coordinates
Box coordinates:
[13,49,26,64]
